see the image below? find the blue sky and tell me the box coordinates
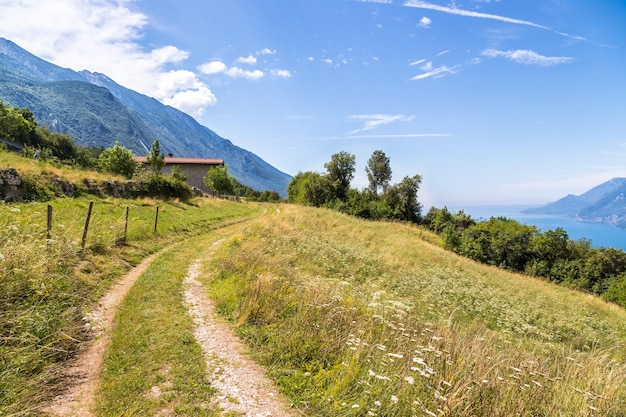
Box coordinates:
[1,0,625,207]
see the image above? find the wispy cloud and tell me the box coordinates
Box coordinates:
[403,0,588,42]
[347,114,416,134]
[482,49,574,66]
[411,64,459,80]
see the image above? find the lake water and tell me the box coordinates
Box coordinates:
[448,205,626,251]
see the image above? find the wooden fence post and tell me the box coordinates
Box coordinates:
[154,206,159,233]
[47,204,52,251]
[81,201,94,254]
[123,206,129,243]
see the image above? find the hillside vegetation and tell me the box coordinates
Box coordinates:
[0,152,263,415]
[204,205,626,416]
[2,149,626,416]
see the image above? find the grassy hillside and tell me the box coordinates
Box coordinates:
[3,151,626,416]
[204,205,626,416]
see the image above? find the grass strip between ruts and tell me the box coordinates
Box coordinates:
[95,229,239,416]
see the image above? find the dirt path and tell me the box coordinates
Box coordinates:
[44,251,160,417]
[45,230,297,416]
[183,255,297,416]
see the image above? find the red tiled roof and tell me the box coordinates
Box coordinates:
[133,157,224,165]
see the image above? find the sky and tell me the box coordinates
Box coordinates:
[0,0,625,208]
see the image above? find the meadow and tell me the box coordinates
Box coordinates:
[204,205,626,416]
[2,149,626,416]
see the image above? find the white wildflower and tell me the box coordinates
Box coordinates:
[390,395,399,403]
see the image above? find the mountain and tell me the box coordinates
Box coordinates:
[0,38,291,195]
[523,178,626,229]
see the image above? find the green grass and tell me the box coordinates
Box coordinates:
[204,205,626,416]
[0,195,262,416]
[97,234,222,416]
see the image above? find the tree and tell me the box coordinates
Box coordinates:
[365,150,392,196]
[324,151,356,201]
[147,139,165,173]
[203,165,234,195]
[97,141,137,178]
[384,174,423,222]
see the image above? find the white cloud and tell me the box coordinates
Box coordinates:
[418,16,431,28]
[225,67,264,80]
[258,48,276,55]
[155,70,217,116]
[403,0,587,41]
[237,55,257,65]
[156,70,202,98]
[162,87,217,117]
[347,114,416,134]
[411,64,459,80]
[354,0,394,3]
[271,69,293,78]
[0,0,218,117]
[150,45,189,65]
[198,61,228,75]
[482,49,574,66]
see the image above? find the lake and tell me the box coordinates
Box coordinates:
[448,205,626,251]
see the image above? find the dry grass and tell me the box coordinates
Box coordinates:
[204,204,626,416]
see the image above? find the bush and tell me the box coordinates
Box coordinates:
[133,170,192,201]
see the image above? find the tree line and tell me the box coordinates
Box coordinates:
[287,150,423,222]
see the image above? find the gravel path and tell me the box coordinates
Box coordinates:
[183,256,297,417]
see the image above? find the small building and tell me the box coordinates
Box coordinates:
[133,156,224,194]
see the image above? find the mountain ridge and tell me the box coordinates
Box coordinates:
[523,177,626,229]
[0,37,291,195]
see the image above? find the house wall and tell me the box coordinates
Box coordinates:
[162,164,216,193]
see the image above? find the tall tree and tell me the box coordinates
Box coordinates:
[365,150,392,196]
[147,139,165,173]
[324,151,356,201]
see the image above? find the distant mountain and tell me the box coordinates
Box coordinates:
[0,38,291,195]
[524,178,626,229]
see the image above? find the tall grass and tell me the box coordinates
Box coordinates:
[0,197,262,415]
[204,205,626,416]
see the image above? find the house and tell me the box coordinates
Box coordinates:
[133,156,224,193]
